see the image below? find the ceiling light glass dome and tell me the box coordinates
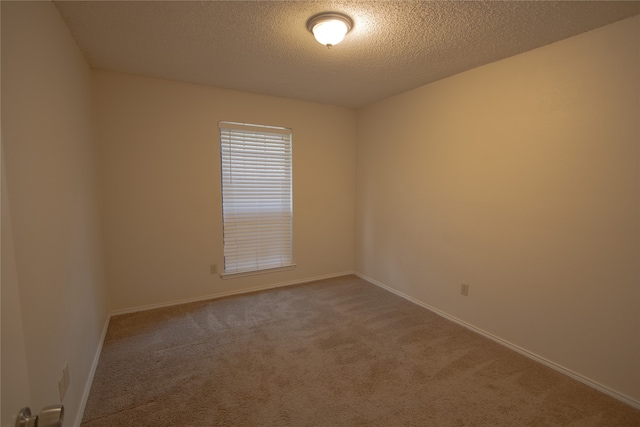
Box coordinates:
[307,12,353,48]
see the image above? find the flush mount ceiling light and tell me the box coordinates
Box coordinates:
[307,12,353,48]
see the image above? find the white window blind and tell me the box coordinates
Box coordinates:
[219,122,293,276]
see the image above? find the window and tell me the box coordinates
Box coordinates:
[219,121,294,277]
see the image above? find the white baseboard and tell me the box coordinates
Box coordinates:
[74,313,111,427]
[109,270,355,317]
[354,272,640,410]
[77,270,638,425]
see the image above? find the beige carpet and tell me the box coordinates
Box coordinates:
[81,275,639,426]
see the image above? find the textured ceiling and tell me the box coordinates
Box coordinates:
[54,1,640,109]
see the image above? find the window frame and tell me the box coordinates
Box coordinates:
[218,121,295,279]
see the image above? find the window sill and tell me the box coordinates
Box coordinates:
[220,264,297,280]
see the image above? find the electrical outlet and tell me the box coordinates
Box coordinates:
[210,264,217,274]
[58,373,67,401]
[58,363,70,401]
[63,362,70,390]
[461,283,469,296]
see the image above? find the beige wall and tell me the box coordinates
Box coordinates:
[93,71,356,311]
[355,16,640,402]
[1,1,108,425]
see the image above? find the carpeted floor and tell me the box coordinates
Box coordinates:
[81,275,639,426]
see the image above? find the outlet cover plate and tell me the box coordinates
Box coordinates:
[461,283,469,296]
